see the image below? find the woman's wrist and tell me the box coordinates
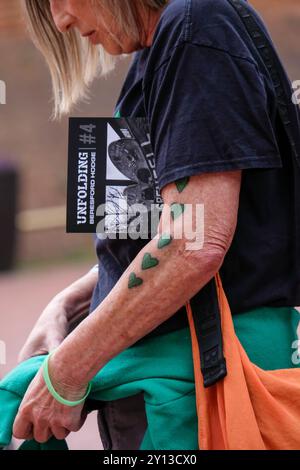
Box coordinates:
[47,350,89,401]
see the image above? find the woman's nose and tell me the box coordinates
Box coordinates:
[50,1,75,33]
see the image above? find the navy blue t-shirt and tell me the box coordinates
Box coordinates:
[90,0,300,340]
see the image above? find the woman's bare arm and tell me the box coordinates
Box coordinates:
[49,170,242,396]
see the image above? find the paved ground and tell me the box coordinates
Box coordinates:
[0,262,102,450]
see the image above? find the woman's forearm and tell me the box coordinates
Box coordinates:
[50,235,223,393]
[49,172,241,396]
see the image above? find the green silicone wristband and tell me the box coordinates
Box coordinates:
[42,351,91,407]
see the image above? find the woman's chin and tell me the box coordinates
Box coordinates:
[91,38,122,54]
[91,36,141,55]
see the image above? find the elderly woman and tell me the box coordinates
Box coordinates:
[13,0,300,450]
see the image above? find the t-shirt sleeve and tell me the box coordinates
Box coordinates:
[143,42,282,190]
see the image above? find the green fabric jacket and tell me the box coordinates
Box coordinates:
[0,356,68,450]
[0,327,199,450]
[1,307,299,451]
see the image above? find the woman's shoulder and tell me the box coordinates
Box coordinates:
[155,0,245,41]
[161,0,235,20]
[148,0,258,71]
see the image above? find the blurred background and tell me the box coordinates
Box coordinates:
[0,0,299,450]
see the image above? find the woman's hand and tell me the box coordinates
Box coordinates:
[12,355,89,443]
[14,270,98,442]
[18,296,69,363]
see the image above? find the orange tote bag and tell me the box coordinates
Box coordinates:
[186,273,300,450]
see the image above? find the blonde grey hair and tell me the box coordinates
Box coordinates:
[24,0,168,119]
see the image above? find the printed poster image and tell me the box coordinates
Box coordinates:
[67,117,163,234]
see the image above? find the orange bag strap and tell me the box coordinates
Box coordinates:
[185,273,226,448]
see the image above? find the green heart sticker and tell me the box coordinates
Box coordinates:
[157,233,173,249]
[175,177,189,193]
[171,203,185,220]
[128,272,143,288]
[142,253,159,270]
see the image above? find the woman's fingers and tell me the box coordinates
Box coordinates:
[33,423,53,444]
[13,413,33,440]
[13,410,70,443]
[13,362,87,445]
[51,426,70,440]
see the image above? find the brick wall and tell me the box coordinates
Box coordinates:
[0,0,25,36]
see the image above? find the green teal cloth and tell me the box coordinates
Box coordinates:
[233,306,300,370]
[0,306,299,450]
[0,327,197,450]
